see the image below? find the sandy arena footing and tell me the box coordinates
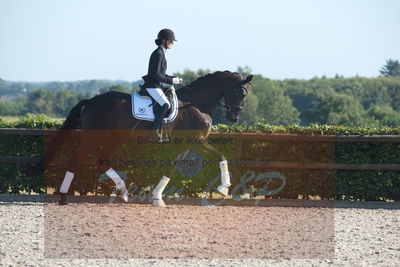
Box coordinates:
[1,195,399,266]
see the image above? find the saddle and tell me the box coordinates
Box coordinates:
[131,85,178,123]
[138,84,151,97]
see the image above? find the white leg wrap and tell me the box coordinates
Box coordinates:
[60,171,74,193]
[219,160,231,187]
[106,168,124,188]
[152,176,170,200]
[217,160,231,196]
[106,168,128,202]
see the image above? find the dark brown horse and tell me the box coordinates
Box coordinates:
[27,71,253,205]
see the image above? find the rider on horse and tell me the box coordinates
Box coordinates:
[141,29,183,142]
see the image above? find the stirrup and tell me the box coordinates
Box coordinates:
[149,131,162,142]
[160,135,170,142]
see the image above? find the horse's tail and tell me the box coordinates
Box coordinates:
[61,99,88,129]
[25,99,89,176]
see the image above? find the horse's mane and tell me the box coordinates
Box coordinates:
[187,70,241,89]
[176,70,242,103]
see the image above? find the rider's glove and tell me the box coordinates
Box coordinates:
[172,77,183,84]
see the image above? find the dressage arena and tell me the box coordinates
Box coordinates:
[1,131,400,266]
[1,196,399,266]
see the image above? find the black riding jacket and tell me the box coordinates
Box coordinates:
[142,46,174,89]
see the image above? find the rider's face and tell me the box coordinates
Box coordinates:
[165,40,174,49]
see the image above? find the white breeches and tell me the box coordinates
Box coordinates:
[146,88,171,108]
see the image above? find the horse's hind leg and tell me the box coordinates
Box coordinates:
[97,136,129,202]
[58,131,104,205]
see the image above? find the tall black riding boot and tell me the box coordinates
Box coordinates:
[149,104,169,142]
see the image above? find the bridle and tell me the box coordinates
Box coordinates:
[220,84,248,112]
[179,83,248,112]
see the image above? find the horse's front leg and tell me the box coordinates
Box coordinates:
[194,142,232,197]
[151,175,170,207]
[216,157,231,196]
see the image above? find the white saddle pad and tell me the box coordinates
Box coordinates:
[131,91,179,122]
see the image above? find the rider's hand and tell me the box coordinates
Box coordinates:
[172,77,183,84]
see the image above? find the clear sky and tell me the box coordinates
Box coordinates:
[1,0,399,82]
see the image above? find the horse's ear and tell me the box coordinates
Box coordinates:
[245,75,254,83]
[241,75,254,85]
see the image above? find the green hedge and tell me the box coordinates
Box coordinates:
[212,122,400,135]
[0,114,61,129]
[0,115,399,201]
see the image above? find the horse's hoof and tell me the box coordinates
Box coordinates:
[121,191,129,202]
[58,194,68,205]
[58,200,68,205]
[232,195,242,201]
[117,183,129,202]
[152,199,166,207]
[217,185,229,196]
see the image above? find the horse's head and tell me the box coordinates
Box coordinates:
[179,71,254,123]
[221,74,253,123]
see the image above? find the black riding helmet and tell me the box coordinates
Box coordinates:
[156,29,177,42]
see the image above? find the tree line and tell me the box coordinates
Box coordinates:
[0,80,138,116]
[1,59,399,126]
